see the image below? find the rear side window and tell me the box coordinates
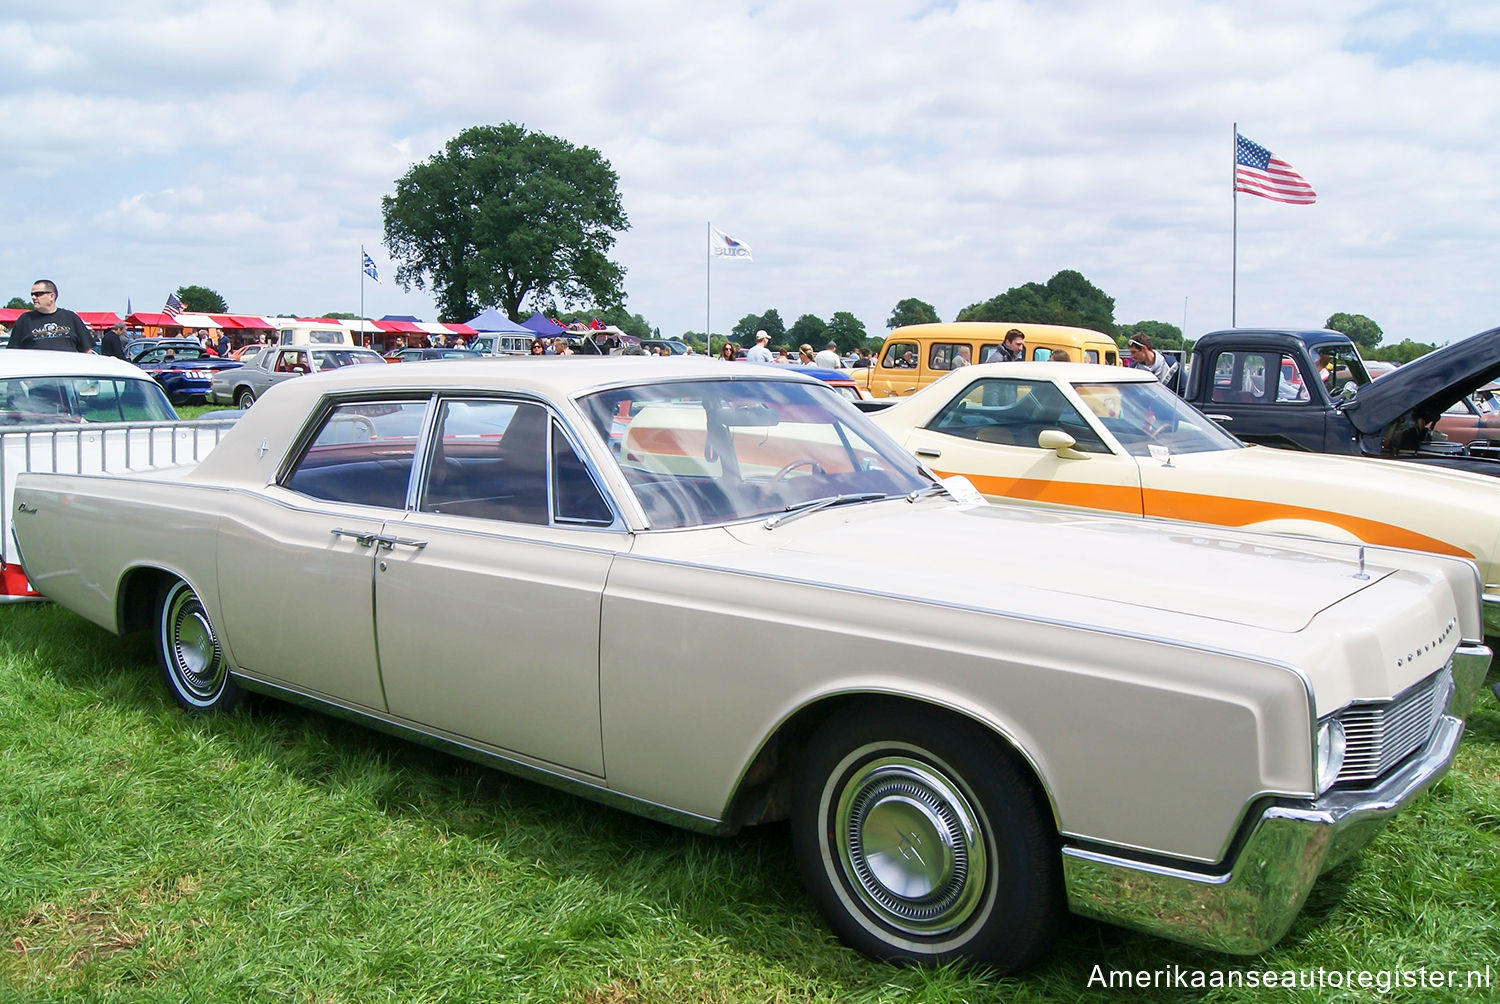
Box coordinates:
[283,400,428,508]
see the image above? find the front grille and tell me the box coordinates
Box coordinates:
[1334,667,1449,785]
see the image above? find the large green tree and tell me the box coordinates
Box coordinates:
[787,313,827,347]
[1367,339,1436,364]
[6,296,28,310]
[886,297,940,329]
[1325,312,1383,351]
[731,309,786,347]
[826,311,868,355]
[382,123,628,323]
[177,284,228,313]
[956,270,1116,335]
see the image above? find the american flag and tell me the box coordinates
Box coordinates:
[1235,133,1316,205]
[163,292,183,318]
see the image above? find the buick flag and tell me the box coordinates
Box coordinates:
[710,227,753,261]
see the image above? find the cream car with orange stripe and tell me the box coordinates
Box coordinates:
[871,362,1500,637]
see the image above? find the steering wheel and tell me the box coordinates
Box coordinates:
[766,457,825,487]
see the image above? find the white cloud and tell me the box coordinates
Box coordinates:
[1,0,1496,345]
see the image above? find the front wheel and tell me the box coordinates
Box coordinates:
[791,706,1062,972]
[155,579,242,713]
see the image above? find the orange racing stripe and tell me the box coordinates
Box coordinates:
[942,471,1471,558]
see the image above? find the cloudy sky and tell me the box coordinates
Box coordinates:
[4,1,1497,345]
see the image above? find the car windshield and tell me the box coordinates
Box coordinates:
[1072,380,1243,457]
[1311,342,1371,393]
[0,375,177,423]
[578,378,933,528]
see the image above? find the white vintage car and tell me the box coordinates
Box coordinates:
[1,349,234,600]
[9,358,1491,971]
[871,362,1500,640]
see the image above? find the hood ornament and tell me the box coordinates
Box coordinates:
[1354,544,1370,580]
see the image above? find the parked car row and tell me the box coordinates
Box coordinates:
[9,357,1491,974]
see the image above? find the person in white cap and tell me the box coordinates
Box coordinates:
[745,329,775,363]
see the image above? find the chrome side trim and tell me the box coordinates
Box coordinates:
[1061,712,1465,955]
[233,674,724,836]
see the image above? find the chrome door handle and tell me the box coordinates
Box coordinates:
[375,535,428,550]
[1203,413,1233,422]
[915,447,942,458]
[330,528,377,547]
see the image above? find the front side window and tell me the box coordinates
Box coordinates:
[283,400,428,507]
[420,400,550,524]
[579,379,931,529]
[926,378,1109,452]
[880,341,919,369]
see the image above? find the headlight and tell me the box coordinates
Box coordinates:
[1315,718,1347,795]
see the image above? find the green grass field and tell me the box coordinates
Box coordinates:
[2,602,1496,1002]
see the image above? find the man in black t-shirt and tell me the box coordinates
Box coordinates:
[8,279,93,352]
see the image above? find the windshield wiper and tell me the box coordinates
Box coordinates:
[763,492,891,529]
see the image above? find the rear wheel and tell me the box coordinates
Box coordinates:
[155,579,242,713]
[235,388,256,409]
[791,706,1062,972]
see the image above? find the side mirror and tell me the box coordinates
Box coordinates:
[1037,428,1091,460]
[1339,382,1359,403]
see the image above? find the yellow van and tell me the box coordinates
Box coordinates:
[854,322,1121,398]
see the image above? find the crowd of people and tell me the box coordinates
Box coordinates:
[735,331,867,369]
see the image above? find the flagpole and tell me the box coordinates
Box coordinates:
[360,245,366,346]
[705,221,711,346]
[1231,123,1238,328]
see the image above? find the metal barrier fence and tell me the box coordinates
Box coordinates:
[2,418,239,594]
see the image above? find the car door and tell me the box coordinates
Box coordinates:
[1198,346,1330,452]
[214,398,432,709]
[373,397,626,776]
[895,375,1145,516]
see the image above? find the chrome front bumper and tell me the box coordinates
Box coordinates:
[1062,643,1489,955]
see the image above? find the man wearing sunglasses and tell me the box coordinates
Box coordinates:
[9,280,94,352]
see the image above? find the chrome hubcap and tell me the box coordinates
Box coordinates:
[835,753,988,935]
[163,585,225,704]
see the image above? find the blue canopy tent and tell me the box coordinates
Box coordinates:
[521,311,566,335]
[466,308,534,333]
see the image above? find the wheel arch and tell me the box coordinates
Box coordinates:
[117,565,189,634]
[721,691,1058,836]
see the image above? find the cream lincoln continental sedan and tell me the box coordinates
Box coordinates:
[10,358,1491,972]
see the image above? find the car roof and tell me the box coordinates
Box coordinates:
[1194,328,1353,351]
[0,349,152,380]
[265,356,818,401]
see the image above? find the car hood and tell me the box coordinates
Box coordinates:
[716,499,1391,636]
[1346,326,1500,434]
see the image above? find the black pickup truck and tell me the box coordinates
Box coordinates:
[1180,326,1500,477]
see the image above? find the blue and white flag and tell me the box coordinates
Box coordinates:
[363,251,380,281]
